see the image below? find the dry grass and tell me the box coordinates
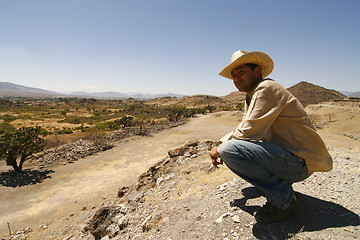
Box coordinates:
[12,118,82,130]
[306,101,360,152]
[44,131,88,150]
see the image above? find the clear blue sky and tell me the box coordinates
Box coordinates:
[0,0,359,96]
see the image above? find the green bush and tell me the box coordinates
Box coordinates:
[38,127,51,136]
[62,128,73,134]
[56,128,73,134]
[0,122,15,134]
[3,116,17,122]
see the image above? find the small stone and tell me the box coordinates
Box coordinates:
[215,213,232,223]
[208,165,216,172]
[118,186,130,198]
[156,177,164,186]
[100,236,110,240]
[127,190,145,203]
[142,216,152,232]
[218,183,227,191]
[118,215,129,230]
[232,215,241,223]
[63,235,73,240]
[132,234,142,240]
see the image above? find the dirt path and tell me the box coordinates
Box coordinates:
[0,111,241,235]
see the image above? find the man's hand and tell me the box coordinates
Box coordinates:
[209,146,223,168]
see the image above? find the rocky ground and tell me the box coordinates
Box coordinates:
[1,102,359,240]
[4,141,359,240]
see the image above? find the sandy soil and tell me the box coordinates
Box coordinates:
[0,111,241,236]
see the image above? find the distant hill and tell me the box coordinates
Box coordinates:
[69,91,184,99]
[221,91,246,103]
[69,91,129,99]
[0,82,183,99]
[145,95,232,108]
[287,81,346,106]
[340,91,360,97]
[0,82,61,97]
[349,91,360,97]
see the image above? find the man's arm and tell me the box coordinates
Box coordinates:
[223,83,289,141]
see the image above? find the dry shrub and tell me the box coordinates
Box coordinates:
[85,126,106,144]
[45,131,87,150]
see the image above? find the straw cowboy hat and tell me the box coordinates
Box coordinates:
[219,50,274,80]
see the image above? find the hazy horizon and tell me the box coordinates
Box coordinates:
[2,80,358,98]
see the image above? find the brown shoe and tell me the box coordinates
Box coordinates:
[255,195,299,223]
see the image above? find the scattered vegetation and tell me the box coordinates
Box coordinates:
[0,96,241,168]
[0,97,236,137]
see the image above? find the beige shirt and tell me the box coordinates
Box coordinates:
[220,79,333,174]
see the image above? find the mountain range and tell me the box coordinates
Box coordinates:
[0,81,358,104]
[340,91,360,97]
[0,82,183,99]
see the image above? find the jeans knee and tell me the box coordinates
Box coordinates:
[218,140,236,157]
[218,140,245,161]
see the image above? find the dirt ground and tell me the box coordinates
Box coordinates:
[1,101,359,240]
[0,111,241,237]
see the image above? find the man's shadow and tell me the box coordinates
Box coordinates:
[230,186,360,240]
[0,169,54,187]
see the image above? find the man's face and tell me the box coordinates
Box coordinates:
[231,64,262,94]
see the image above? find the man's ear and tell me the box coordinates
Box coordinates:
[255,65,262,75]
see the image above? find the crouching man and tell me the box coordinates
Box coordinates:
[209,50,333,223]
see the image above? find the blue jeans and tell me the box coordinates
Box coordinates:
[218,140,309,209]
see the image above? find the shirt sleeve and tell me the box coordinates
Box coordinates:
[220,83,289,142]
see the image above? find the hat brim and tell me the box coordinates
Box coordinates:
[219,51,274,80]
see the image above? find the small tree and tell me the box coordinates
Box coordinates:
[115,116,134,129]
[0,127,45,172]
[134,113,148,135]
